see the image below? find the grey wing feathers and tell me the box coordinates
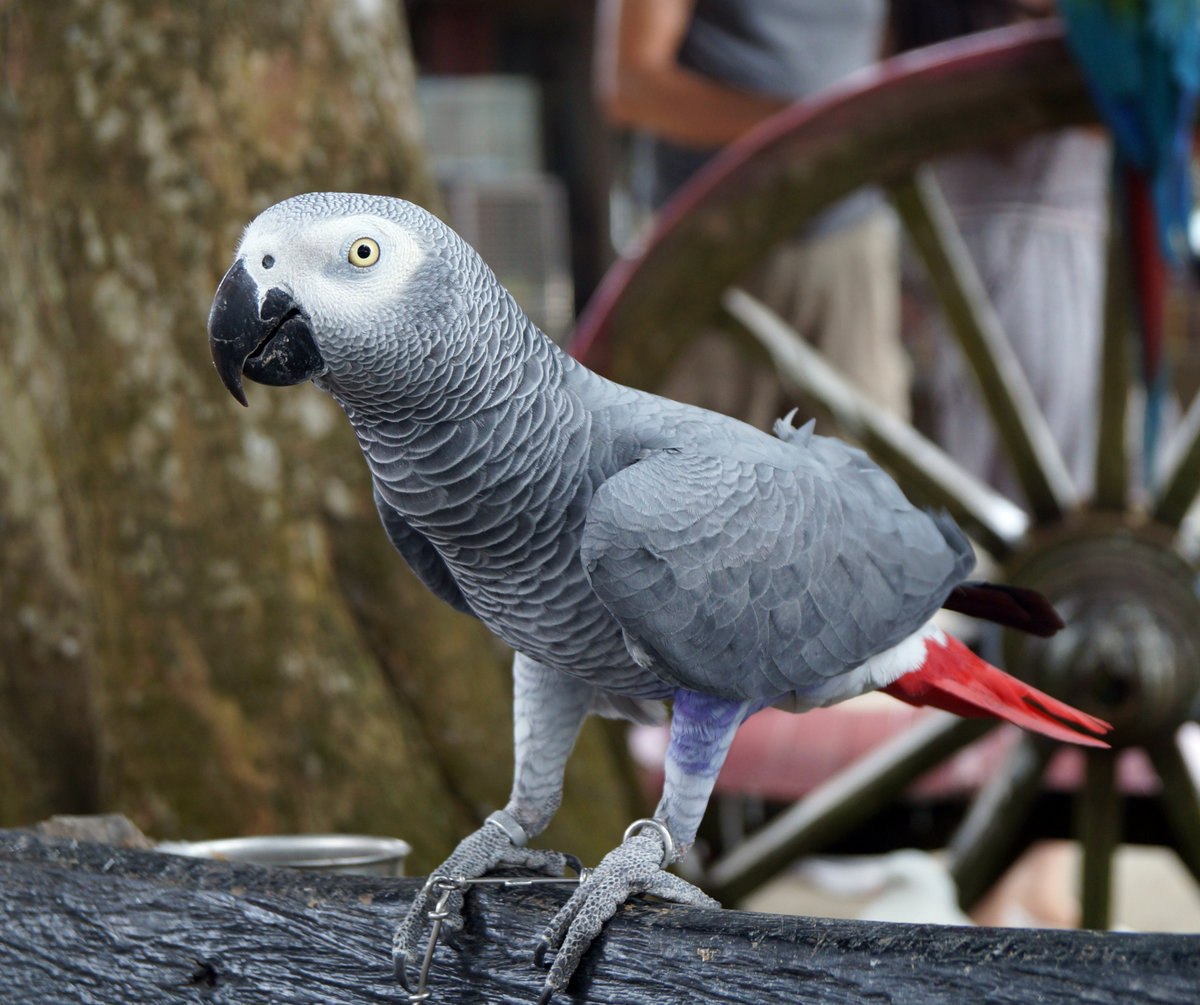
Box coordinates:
[580,439,973,702]
[373,485,475,616]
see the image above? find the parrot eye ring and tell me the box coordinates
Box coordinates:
[349,237,381,268]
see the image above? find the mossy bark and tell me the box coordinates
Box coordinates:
[0,0,642,872]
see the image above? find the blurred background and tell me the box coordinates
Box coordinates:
[2,0,1199,932]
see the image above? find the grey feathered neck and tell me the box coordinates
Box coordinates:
[319,207,559,431]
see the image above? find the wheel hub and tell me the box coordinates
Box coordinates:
[1003,521,1200,747]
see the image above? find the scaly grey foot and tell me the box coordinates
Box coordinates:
[533,819,720,1003]
[392,810,569,991]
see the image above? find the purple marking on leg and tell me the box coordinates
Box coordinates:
[668,690,748,777]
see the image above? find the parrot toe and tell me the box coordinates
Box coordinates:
[533,935,553,970]
[534,828,720,1002]
[392,948,414,991]
[391,821,574,992]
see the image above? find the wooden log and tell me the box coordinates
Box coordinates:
[1,830,1195,1004]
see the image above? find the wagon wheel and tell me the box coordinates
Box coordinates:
[570,21,1200,928]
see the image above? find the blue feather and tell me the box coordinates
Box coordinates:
[1058,0,1199,262]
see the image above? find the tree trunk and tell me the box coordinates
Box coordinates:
[0,0,641,872]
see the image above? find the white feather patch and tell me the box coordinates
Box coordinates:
[778,621,947,711]
[857,622,946,691]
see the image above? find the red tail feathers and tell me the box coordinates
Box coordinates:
[882,632,1111,748]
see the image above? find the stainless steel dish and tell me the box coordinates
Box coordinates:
[157,834,412,876]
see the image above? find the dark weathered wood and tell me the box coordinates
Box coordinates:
[1153,391,1200,526]
[3,831,1194,1005]
[1078,751,1121,930]
[947,735,1055,908]
[1148,737,1200,886]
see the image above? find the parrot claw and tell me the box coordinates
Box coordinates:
[532,826,720,1002]
[391,821,572,994]
[392,950,413,992]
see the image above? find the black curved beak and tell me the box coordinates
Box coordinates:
[207,259,325,407]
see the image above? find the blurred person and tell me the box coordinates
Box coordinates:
[893,0,1110,500]
[594,0,909,426]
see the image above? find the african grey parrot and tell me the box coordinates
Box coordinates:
[207,192,1110,1002]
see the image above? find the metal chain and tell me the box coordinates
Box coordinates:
[405,871,589,1005]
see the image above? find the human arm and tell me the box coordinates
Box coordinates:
[593,0,788,148]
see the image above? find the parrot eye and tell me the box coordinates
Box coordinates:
[349,237,380,268]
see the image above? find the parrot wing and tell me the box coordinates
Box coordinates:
[579,433,973,704]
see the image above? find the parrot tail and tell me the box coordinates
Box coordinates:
[881,632,1111,748]
[941,581,1063,638]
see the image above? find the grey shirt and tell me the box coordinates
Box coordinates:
[636,0,886,233]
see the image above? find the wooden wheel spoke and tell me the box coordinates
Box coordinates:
[888,169,1077,523]
[705,714,993,903]
[722,287,1028,559]
[1093,199,1132,510]
[947,733,1055,908]
[1146,733,1200,886]
[1152,394,1200,528]
[1076,750,1120,930]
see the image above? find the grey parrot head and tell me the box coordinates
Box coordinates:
[208,192,477,409]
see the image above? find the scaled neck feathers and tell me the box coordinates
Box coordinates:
[324,233,558,428]
[335,265,590,531]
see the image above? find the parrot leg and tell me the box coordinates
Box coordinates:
[534,690,748,1003]
[392,653,595,990]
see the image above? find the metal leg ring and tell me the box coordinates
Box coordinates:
[484,808,529,847]
[622,818,676,868]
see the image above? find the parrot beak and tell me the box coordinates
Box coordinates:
[207,259,325,407]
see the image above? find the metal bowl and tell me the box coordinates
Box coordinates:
[157,834,412,876]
